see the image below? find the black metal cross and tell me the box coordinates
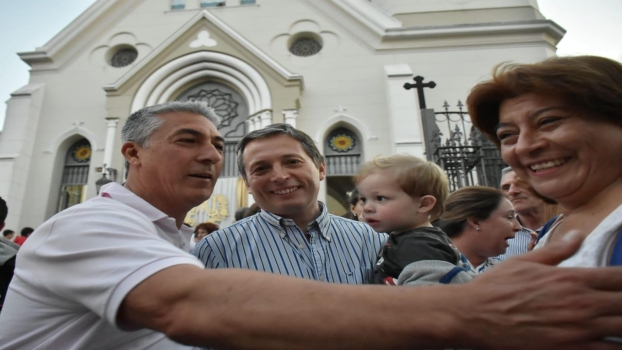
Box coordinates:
[404,76,436,109]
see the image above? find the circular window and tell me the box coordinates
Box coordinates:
[110,47,138,67]
[289,37,322,57]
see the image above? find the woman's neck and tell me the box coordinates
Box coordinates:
[550,178,622,243]
[450,235,485,267]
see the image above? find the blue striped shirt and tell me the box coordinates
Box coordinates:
[192,203,388,284]
[496,227,534,261]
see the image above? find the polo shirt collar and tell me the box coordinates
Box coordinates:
[259,201,332,241]
[99,182,168,222]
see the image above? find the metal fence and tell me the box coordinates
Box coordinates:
[421,101,505,191]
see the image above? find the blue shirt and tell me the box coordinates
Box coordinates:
[192,203,388,284]
[496,227,534,261]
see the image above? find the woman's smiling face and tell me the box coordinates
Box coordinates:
[496,93,622,208]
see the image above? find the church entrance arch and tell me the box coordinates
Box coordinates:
[128,51,274,226]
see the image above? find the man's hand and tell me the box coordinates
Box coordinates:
[457,232,622,350]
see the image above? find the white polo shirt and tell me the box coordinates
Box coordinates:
[0,183,204,350]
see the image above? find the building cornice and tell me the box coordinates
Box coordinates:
[302,0,564,51]
[18,0,120,67]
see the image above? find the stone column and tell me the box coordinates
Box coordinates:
[283,109,298,128]
[103,118,119,174]
[259,110,272,128]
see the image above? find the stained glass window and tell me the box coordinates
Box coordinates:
[58,138,91,212]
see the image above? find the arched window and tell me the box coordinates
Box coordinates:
[177,81,248,178]
[324,127,361,176]
[324,127,363,216]
[58,138,91,212]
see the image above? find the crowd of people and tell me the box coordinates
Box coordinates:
[0,54,621,349]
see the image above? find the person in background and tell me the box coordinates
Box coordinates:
[13,227,34,246]
[355,154,475,286]
[342,188,363,221]
[497,167,553,260]
[0,197,19,313]
[189,222,220,251]
[468,55,622,270]
[2,230,14,241]
[437,186,521,273]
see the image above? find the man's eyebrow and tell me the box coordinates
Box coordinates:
[172,128,225,143]
[172,128,203,137]
[495,106,565,132]
[213,135,225,143]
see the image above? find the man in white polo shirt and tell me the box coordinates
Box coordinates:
[1,101,622,350]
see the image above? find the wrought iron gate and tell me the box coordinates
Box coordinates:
[420,102,505,191]
[405,76,505,191]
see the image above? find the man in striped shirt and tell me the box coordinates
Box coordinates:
[496,167,543,261]
[193,124,387,283]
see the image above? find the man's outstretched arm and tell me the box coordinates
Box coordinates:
[118,235,622,350]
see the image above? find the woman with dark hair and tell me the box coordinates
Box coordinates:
[437,186,520,272]
[189,222,219,251]
[194,222,219,241]
[467,55,622,267]
[342,188,364,221]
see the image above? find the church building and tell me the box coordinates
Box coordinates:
[0,0,564,229]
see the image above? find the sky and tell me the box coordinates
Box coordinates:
[1,0,621,130]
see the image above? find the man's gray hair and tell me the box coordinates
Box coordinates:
[236,123,324,180]
[500,166,514,184]
[121,100,221,175]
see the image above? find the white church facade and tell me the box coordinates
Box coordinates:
[0,0,564,229]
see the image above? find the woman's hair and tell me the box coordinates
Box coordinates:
[348,188,360,207]
[194,222,219,235]
[467,55,622,146]
[354,154,449,221]
[436,186,506,238]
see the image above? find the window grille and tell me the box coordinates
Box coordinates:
[289,37,322,57]
[110,48,138,67]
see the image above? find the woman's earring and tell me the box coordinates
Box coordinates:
[476,225,480,231]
